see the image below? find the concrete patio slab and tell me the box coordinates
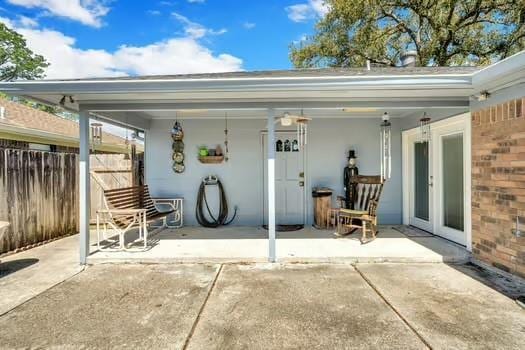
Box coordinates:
[356,263,525,349]
[88,226,470,264]
[187,264,425,350]
[0,234,83,316]
[0,264,219,349]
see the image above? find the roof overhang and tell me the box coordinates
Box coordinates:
[0,50,523,128]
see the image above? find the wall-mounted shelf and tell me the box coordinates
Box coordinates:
[198,156,224,164]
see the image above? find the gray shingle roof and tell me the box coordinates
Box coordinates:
[42,66,480,82]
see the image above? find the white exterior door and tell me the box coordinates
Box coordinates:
[432,119,469,246]
[263,133,305,225]
[403,113,471,247]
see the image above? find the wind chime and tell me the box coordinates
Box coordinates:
[123,127,131,160]
[90,122,103,152]
[296,110,308,150]
[380,112,391,181]
[171,113,185,173]
[278,110,311,151]
[418,112,431,144]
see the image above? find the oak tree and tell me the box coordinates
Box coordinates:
[290,0,525,67]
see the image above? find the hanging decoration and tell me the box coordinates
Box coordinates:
[90,122,103,146]
[418,112,431,144]
[380,112,391,180]
[296,109,308,150]
[171,113,185,173]
[224,112,229,162]
[124,128,131,160]
[123,121,131,160]
[277,110,311,151]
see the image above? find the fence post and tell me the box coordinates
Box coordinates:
[79,108,90,265]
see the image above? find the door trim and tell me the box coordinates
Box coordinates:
[402,113,472,251]
[261,130,308,226]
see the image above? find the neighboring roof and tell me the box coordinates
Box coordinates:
[0,98,140,153]
[43,66,480,82]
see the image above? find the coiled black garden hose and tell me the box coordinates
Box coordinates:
[195,176,237,227]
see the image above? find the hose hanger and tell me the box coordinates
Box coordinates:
[203,175,218,185]
[196,175,237,228]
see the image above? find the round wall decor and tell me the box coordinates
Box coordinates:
[171,121,185,173]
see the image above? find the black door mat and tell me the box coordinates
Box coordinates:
[391,225,434,237]
[262,224,304,232]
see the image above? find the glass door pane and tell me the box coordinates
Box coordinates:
[414,142,429,221]
[442,134,464,231]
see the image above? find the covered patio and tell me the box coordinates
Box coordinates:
[87,225,469,264]
[2,63,503,264]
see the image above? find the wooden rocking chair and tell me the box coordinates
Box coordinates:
[337,175,384,243]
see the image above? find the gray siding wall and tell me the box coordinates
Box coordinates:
[145,117,402,226]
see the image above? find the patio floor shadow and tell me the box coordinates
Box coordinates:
[88,225,470,264]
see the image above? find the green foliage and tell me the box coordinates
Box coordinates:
[0,23,48,80]
[290,0,525,67]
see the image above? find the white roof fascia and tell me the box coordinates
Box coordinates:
[472,51,525,93]
[0,75,473,96]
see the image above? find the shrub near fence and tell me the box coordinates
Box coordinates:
[0,149,79,254]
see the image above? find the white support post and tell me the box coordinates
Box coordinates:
[79,108,91,264]
[267,109,276,262]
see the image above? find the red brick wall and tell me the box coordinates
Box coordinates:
[471,97,525,278]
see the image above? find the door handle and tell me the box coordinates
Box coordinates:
[429,176,433,187]
[299,181,304,187]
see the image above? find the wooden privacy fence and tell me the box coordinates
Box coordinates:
[0,149,79,254]
[90,153,136,221]
[0,148,141,254]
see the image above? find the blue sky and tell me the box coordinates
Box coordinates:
[0,0,328,79]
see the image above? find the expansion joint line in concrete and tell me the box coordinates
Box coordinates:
[353,265,433,350]
[0,265,86,318]
[182,264,224,350]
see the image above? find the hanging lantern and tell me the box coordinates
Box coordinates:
[90,122,103,145]
[418,113,431,143]
[380,112,391,180]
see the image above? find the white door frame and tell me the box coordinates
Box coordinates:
[402,113,472,251]
[261,130,308,226]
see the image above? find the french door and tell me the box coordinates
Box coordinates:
[404,114,470,246]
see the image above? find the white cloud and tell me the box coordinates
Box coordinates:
[18,26,125,78]
[147,10,161,16]
[172,12,226,39]
[0,16,242,79]
[243,22,255,30]
[286,0,329,22]
[18,15,38,28]
[6,0,109,27]
[114,38,242,75]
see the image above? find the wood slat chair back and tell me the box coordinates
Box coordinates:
[352,175,384,216]
[103,185,172,228]
[338,175,384,242]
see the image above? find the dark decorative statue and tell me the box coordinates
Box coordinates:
[343,150,358,209]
